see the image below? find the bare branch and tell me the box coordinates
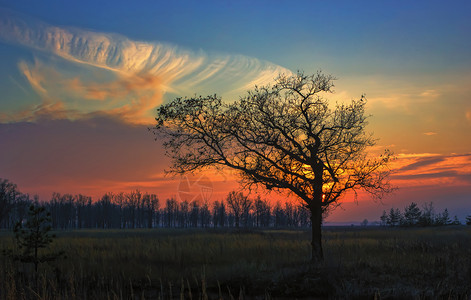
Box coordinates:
[152,71,394,262]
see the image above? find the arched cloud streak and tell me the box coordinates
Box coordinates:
[0,9,292,124]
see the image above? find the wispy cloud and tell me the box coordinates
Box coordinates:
[396,153,442,158]
[368,90,439,112]
[419,89,440,99]
[395,156,446,172]
[0,8,292,124]
[391,153,471,188]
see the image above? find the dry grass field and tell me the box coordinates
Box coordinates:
[1,226,470,299]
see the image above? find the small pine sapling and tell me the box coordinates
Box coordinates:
[11,204,64,274]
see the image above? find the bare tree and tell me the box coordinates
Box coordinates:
[254,196,271,227]
[212,200,226,228]
[153,71,393,262]
[199,202,211,228]
[0,179,20,228]
[225,191,252,228]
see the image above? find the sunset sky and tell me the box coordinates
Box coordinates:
[1,1,470,223]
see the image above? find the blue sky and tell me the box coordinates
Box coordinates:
[1,0,470,222]
[3,1,470,73]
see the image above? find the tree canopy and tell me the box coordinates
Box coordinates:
[153,71,394,262]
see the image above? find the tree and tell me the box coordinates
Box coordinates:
[11,204,62,274]
[254,196,271,227]
[225,191,252,228]
[403,202,421,226]
[164,198,178,227]
[466,215,471,226]
[0,178,20,228]
[273,202,286,228]
[452,216,461,225]
[380,210,389,226]
[419,202,435,226]
[189,200,199,227]
[153,71,394,262]
[199,202,211,227]
[212,200,226,228]
[436,208,451,226]
[387,208,401,226]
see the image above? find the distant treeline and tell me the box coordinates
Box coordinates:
[0,179,311,230]
[379,202,470,227]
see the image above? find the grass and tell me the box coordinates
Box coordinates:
[322,226,471,298]
[1,226,471,299]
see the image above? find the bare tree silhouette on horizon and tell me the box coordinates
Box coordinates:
[153,71,394,263]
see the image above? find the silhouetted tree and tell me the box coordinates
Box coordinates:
[387,208,401,226]
[212,200,226,228]
[0,179,20,228]
[178,200,190,227]
[466,215,471,226]
[284,202,296,227]
[226,191,252,228]
[126,190,142,228]
[381,202,463,228]
[273,202,286,227]
[189,201,199,227]
[0,180,347,231]
[97,193,116,229]
[153,71,394,262]
[164,198,178,227]
[142,193,159,228]
[11,205,62,275]
[299,205,311,227]
[75,194,91,229]
[380,210,388,226]
[452,216,461,225]
[199,202,211,228]
[435,208,452,226]
[403,202,421,226]
[254,196,271,227]
[419,202,435,226]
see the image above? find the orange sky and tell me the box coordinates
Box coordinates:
[1,115,469,222]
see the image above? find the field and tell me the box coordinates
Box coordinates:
[1,226,471,299]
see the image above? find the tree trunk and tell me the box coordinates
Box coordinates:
[310,205,323,263]
[235,214,240,228]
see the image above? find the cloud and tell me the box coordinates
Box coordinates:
[18,60,48,95]
[423,132,437,136]
[467,110,471,123]
[0,98,83,123]
[368,89,439,112]
[392,170,469,181]
[396,153,441,159]
[391,153,471,187]
[65,72,166,123]
[420,89,440,99]
[0,8,292,124]
[396,156,446,172]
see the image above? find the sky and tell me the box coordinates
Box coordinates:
[0,0,470,223]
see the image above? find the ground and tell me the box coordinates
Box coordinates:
[1,226,470,299]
